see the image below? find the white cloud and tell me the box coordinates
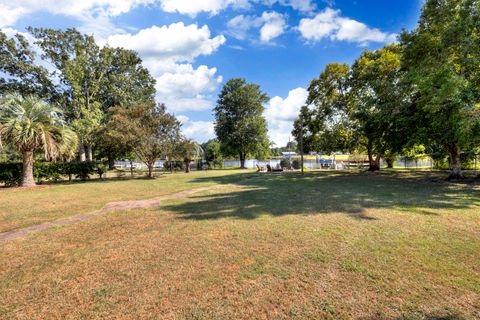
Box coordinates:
[177,115,215,143]
[159,0,250,16]
[0,0,315,31]
[154,63,222,112]
[0,0,153,28]
[259,11,287,43]
[0,4,26,27]
[106,23,225,113]
[227,15,262,40]
[298,8,395,45]
[259,0,315,13]
[264,87,308,146]
[284,0,315,12]
[106,23,226,62]
[297,8,338,41]
[227,11,286,43]
[158,0,314,16]
[156,65,221,98]
[78,15,126,42]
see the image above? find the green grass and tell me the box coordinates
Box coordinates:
[0,170,479,319]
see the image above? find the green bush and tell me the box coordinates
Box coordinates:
[0,162,22,186]
[34,162,64,183]
[74,162,95,180]
[59,161,96,181]
[206,160,223,169]
[163,161,184,171]
[280,158,292,168]
[292,159,301,170]
[96,164,107,179]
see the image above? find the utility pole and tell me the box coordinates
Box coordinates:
[300,114,304,176]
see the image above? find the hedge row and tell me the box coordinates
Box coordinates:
[0,161,106,186]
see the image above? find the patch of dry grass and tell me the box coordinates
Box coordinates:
[0,171,479,319]
[0,170,249,233]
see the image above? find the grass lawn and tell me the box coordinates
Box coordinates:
[0,170,479,319]
[0,170,243,233]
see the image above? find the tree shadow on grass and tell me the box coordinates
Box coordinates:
[161,171,479,221]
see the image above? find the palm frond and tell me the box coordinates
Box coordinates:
[0,94,78,159]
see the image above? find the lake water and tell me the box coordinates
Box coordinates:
[115,159,332,170]
[115,157,435,170]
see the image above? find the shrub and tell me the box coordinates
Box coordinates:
[96,164,107,179]
[34,162,62,183]
[61,161,96,181]
[292,159,301,170]
[0,162,22,186]
[206,160,223,169]
[163,161,184,172]
[280,158,291,169]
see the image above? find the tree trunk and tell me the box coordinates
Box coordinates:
[240,153,246,169]
[386,161,394,169]
[108,156,115,170]
[147,163,154,178]
[185,160,191,173]
[449,145,463,180]
[78,142,86,162]
[367,143,380,171]
[86,145,93,161]
[130,160,134,177]
[21,150,36,187]
[385,156,395,168]
[375,154,382,171]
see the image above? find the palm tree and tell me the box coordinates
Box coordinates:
[0,94,78,187]
[179,139,203,173]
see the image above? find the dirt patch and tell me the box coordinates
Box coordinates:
[0,186,217,242]
[0,185,51,192]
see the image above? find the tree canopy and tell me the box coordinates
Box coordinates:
[293,0,479,177]
[400,0,480,178]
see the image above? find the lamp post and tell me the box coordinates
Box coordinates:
[300,114,304,176]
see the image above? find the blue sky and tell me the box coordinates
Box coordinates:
[0,0,422,146]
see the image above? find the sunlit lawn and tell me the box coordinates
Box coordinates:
[0,170,243,233]
[0,170,479,319]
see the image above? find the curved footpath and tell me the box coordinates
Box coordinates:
[0,185,218,242]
